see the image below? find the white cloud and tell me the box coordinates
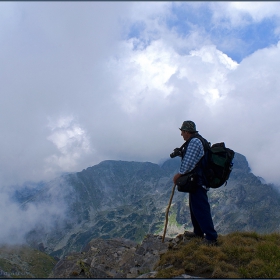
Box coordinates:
[110,40,239,115]
[187,45,238,104]
[1,2,280,189]
[211,2,280,27]
[0,181,70,244]
[110,39,178,113]
[229,2,280,21]
[219,42,280,184]
[45,116,91,174]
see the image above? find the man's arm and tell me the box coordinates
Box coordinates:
[173,138,204,184]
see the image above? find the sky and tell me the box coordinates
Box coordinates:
[1,1,280,189]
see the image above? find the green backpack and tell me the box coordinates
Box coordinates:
[171,135,235,189]
[202,142,235,188]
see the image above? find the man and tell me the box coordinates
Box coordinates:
[173,120,218,245]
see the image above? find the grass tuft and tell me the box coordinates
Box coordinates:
[156,231,280,278]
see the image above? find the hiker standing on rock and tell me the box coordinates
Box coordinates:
[172,120,218,245]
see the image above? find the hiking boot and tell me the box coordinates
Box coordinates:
[183,231,204,239]
[201,238,218,246]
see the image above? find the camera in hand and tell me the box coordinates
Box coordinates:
[170,148,182,158]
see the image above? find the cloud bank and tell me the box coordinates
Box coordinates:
[1,1,280,189]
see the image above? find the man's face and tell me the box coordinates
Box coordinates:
[181,130,191,141]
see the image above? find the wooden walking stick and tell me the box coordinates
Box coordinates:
[162,183,176,243]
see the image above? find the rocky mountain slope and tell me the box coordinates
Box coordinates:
[49,234,171,278]
[23,160,177,258]
[14,153,280,261]
[50,231,280,279]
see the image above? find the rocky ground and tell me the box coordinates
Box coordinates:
[49,233,198,278]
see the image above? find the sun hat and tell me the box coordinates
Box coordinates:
[179,120,198,132]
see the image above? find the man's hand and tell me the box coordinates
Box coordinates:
[173,173,182,184]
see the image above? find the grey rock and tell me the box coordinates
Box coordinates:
[51,234,171,278]
[50,233,202,278]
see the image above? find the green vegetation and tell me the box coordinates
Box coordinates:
[156,231,280,278]
[0,245,57,278]
[168,206,178,225]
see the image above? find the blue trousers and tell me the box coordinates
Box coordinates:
[189,185,218,241]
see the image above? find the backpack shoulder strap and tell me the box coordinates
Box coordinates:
[180,133,210,159]
[191,134,211,152]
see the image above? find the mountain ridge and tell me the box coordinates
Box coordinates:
[7,152,280,260]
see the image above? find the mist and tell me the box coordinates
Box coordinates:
[1,2,280,244]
